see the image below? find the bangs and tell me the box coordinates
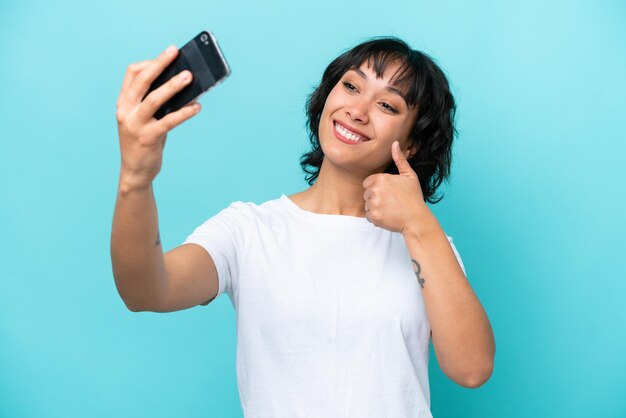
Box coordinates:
[345,48,422,109]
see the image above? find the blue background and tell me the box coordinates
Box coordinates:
[1,0,625,417]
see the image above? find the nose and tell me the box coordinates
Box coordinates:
[346,99,369,124]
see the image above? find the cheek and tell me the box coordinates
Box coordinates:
[376,119,407,140]
[389,117,414,139]
[318,98,336,137]
[319,93,337,122]
[323,88,344,112]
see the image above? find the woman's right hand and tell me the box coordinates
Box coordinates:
[116,45,202,192]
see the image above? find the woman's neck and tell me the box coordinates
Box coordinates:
[288,160,374,218]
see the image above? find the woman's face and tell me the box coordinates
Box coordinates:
[318,60,419,176]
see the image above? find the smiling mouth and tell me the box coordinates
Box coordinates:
[333,121,371,142]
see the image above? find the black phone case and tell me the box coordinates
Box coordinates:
[144,31,231,120]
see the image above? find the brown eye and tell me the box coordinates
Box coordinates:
[342,81,357,92]
[380,102,398,113]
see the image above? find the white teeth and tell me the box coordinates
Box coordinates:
[334,122,365,142]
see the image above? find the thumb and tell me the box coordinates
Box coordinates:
[391,141,414,176]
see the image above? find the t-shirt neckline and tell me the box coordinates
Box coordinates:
[279,194,375,229]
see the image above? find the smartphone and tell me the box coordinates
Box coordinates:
[144,31,231,120]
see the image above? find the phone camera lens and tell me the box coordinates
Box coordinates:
[200,33,208,44]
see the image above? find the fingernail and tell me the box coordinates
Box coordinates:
[166,45,176,55]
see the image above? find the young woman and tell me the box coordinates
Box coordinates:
[111,36,495,418]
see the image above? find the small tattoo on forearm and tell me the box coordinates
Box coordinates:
[412,259,426,288]
[155,231,161,246]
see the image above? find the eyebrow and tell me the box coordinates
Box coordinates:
[350,68,407,104]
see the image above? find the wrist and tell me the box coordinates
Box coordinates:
[118,171,153,197]
[402,206,441,241]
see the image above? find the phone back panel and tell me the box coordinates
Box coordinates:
[145,31,230,120]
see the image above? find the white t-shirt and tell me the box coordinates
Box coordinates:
[183,194,466,418]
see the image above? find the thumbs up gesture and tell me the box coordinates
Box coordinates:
[362,141,431,236]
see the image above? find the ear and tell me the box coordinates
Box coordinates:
[405,142,418,160]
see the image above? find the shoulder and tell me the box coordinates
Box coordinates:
[219,195,287,225]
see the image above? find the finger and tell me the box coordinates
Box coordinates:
[148,101,202,137]
[136,70,193,122]
[364,202,373,223]
[363,173,379,189]
[392,141,414,176]
[118,61,151,107]
[363,187,373,202]
[128,45,179,104]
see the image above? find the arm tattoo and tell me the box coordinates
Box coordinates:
[411,259,426,288]
[155,230,161,246]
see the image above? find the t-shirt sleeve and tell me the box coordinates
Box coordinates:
[182,201,252,302]
[446,235,467,276]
